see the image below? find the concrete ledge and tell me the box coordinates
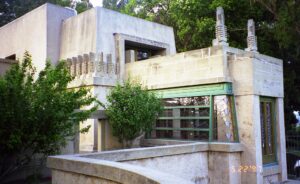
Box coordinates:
[47,156,193,184]
[263,164,280,176]
[79,141,242,161]
[208,142,243,152]
[147,77,232,90]
[79,142,209,161]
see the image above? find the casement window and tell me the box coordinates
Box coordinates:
[150,83,239,142]
[260,97,277,164]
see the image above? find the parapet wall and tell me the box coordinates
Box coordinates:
[125,46,231,89]
[48,142,243,184]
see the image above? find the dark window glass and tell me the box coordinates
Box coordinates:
[181,131,209,140]
[260,98,276,164]
[180,108,209,117]
[181,119,209,129]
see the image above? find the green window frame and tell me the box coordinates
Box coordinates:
[260,97,277,164]
[150,83,239,142]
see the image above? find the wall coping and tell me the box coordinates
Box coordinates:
[75,141,243,161]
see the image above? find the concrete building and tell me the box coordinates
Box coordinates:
[0,3,287,184]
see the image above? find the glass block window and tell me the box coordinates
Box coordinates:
[260,97,277,164]
[150,91,238,142]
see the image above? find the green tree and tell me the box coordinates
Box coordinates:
[104,0,300,131]
[0,52,98,181]
[0,0,93,27]
[104,79,162,147]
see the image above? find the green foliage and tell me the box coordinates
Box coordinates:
[0,52,98,181]
[105,79,162,147]
[0,0,92,27]
[104,0,300,131]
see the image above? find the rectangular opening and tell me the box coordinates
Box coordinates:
[5,54,16,60]
[260,97,277,164]
[125,40,166,63]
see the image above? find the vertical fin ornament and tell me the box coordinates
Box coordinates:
[245,19,258,52]
[212,7,228,46]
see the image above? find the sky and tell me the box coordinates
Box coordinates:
[90,0,103,7]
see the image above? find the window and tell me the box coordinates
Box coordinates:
[149,83,238,142]
[260,97,277,164]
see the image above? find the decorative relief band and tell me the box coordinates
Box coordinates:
[65,52,120,78]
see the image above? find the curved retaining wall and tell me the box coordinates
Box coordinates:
[47,141,243,184]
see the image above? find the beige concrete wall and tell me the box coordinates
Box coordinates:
[96,7,176,57]
[125,47,231,89]
[125,152,209,183]
[60,7,176,61]
[48,142,242,184]
[227,48,283,98]
[79,119,97,152]
[46,4,76,65]
[235,95,263,184]
[52,170,118,184]
[60,8,97,59]
[252,57,283,97]
[208,152,241,184]
[227,48,286,183]
[0,4,47,73]
[0,4,75,74]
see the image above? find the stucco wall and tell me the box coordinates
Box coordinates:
[95,7,176,65]
[46,4,76,65]
[60,7,176,61]
[60,8,97,59]
[0,4,47,73]
[0,4,75,73]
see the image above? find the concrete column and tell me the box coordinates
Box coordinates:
[173,109,181,138]
[235,95,263,184]
[276,98,287,181]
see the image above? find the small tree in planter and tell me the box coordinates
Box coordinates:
[105,79,162,148]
